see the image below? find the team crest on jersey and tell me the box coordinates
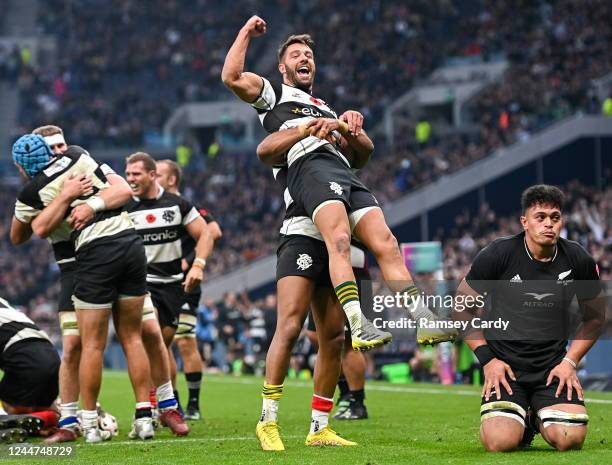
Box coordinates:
[162,209,176,223]
[296,253,313,271]
[329,182,343,195]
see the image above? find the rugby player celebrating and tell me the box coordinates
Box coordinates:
[222,16,455,348]
[455,185,604,451]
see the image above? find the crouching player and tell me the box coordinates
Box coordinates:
[0,297,60,442]
[455,185,605,451]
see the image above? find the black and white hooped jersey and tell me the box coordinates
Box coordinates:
[125,186,200,284]
[251,78,349,167]
[0,297,50,354]
[14,145,133,254]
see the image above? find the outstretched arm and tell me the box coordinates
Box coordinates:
[222,15,268,103]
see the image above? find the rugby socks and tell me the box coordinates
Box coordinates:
[260,383,283,423]
[81,409,98,430]
[350,389,365,406]
[58,401,79,430]
[337,376,350,400]
[185,372,202,408]
[135,402,153,419]
[402,284,437,321]
[334,281,363,329]
[310,395,334,434]
[157,381,179,411]
[149,387,158,409]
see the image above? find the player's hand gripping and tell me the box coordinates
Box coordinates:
[69,203,96,231]
[482,358,516,401]
[60,173,93,202]
[308,118,343,141]
[183,265,204,293]
[547,358,584,401]
[339,110,364,136]
[242,15,267,37]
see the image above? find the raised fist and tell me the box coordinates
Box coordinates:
[243,15,267,37]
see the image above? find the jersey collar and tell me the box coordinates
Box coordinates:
[523,235,557,262]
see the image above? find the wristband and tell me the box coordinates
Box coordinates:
[297,124,310,138]
[562,356,577,369]
[85,197,106,212]
[193,257,207,269]
[474,345,496,367]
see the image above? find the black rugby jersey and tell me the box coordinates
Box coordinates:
[125,186,199,284]
[14,145,133,256]
[251,78,348,167]
[0,297,50,354]
[466,232,601,371]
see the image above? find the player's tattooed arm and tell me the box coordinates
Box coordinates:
[222,15,267,103]
[31,173,93,238]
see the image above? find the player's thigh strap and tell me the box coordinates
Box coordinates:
[142,294,157,321]
[72,296,112,310]
[537,409,589,428]
[174,312,197,339]
[480,401,526,427]
[59,311,79,336]
[349,206,380,231]
[312,199,344,223]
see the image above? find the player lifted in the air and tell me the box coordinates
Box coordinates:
[222,16,455,348]
[455,185,605,452]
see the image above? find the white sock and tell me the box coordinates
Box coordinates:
[260,398,279,423]
[156,381,178,410]
[310,409,329,434]
[81,409,98,430]
[343,301,364,330]
[59,401,79,428]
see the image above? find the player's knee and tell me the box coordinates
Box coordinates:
[545,426,586,451]
[276,319,303,345]
[62,341,81,367]
[318,329,345,353]
[331,230,351,257]
[368,228,399,257]
[482,433,521,452]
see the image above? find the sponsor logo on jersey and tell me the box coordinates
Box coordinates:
[524,292,554,301]
[142,230,178,243]
[510,274,522,283]
[292,106,324,118]
[330,182,343,195]
[162,209,176,223]
[523,292,555,308]
[296,253,313,271]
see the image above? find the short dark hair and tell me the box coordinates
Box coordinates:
[521,184,565,213]
[126,151,157,172]
[278,34,314,62]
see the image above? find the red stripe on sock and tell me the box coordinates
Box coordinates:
[311,395,333,412]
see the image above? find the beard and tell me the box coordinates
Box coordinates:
[286,66,314,92]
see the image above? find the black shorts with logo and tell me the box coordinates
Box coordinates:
[148,281,185,329]
[73,231,147,307]
[287,152,378,219]
[480,365,585,414]
[0,339,60,408]
[276,234,332,286]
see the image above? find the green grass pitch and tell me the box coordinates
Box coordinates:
[4,370,611,464]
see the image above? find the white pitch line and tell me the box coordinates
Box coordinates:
[81,435,303,447]
[101,371,612,404]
